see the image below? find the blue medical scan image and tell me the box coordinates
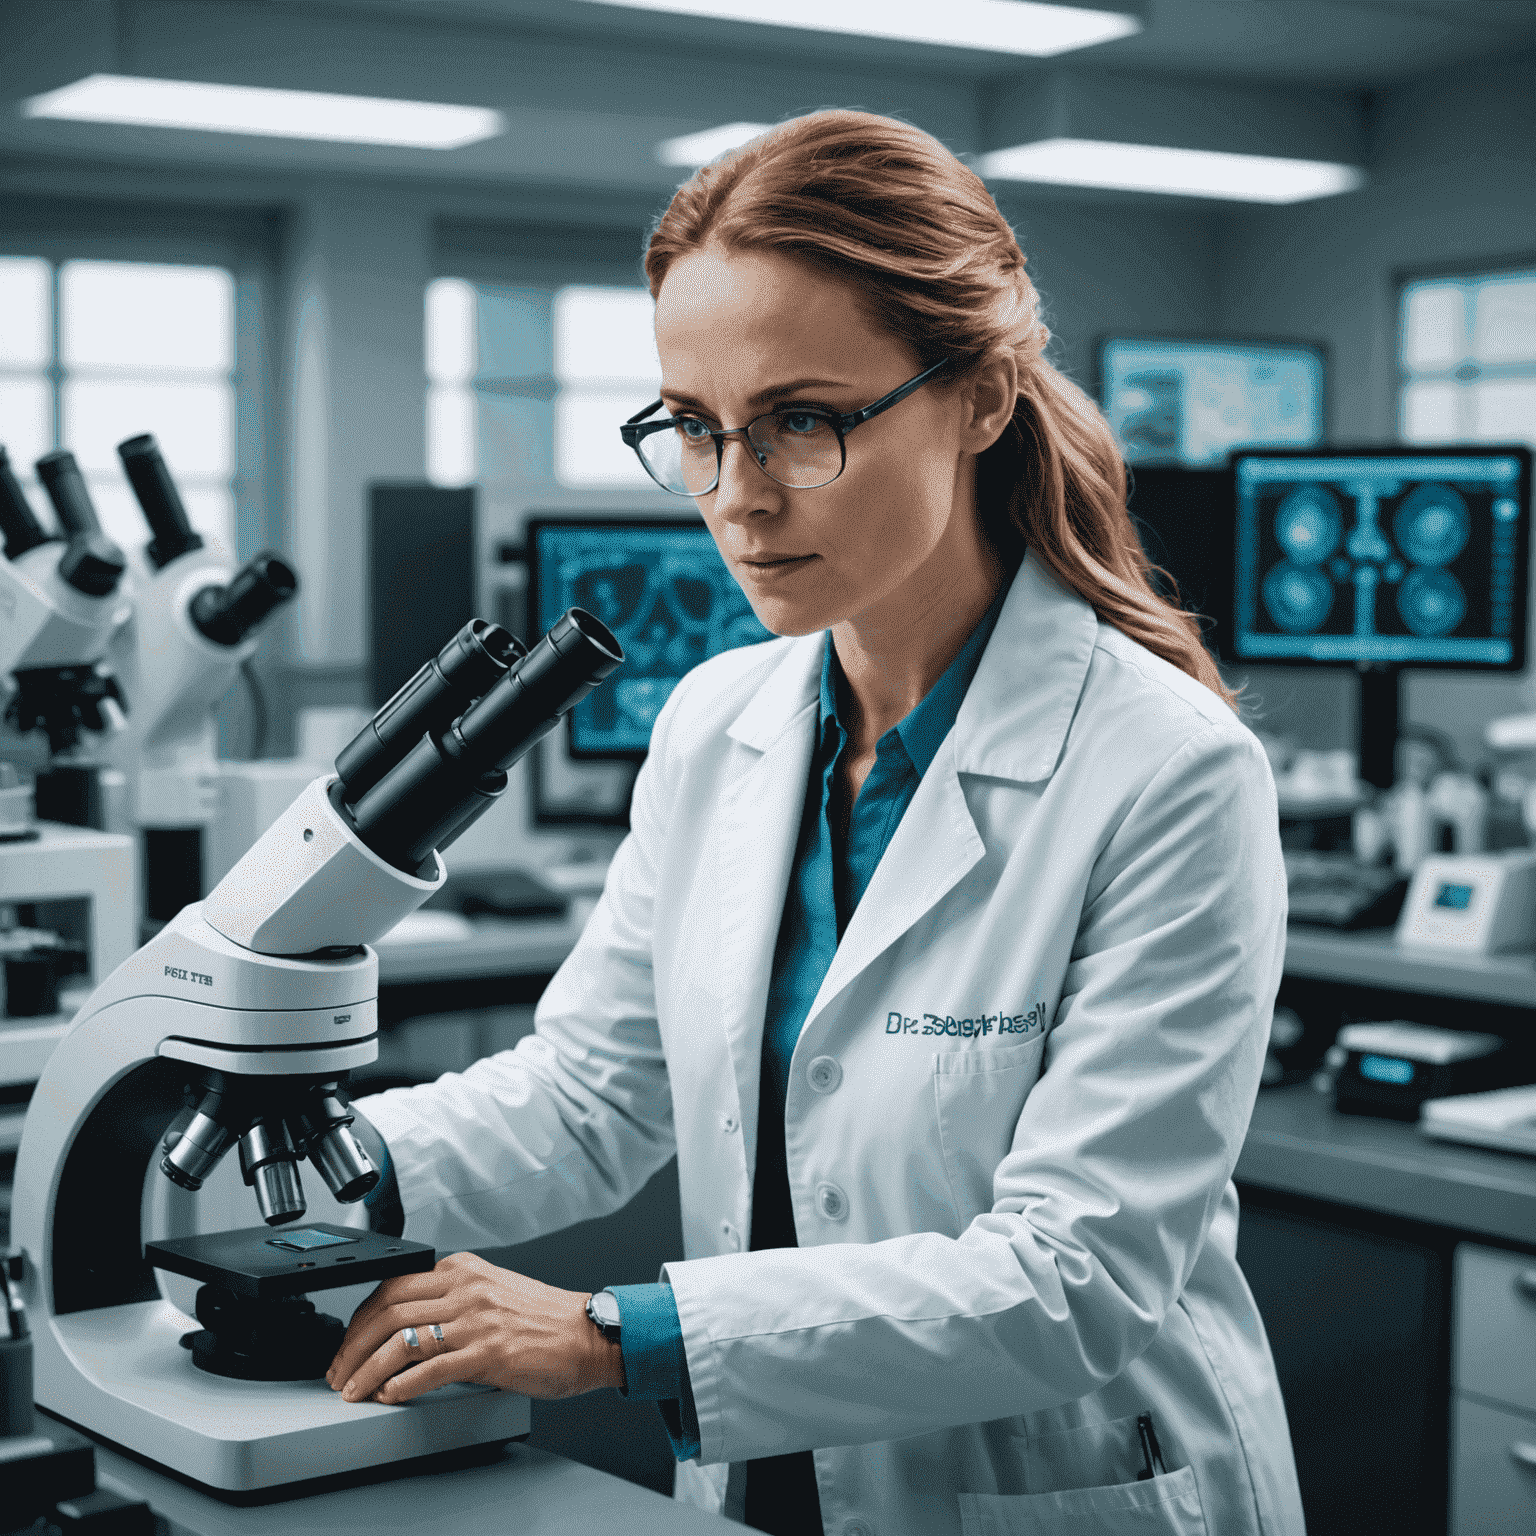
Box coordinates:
[1233,454,1524,665]
[534,522,773,755]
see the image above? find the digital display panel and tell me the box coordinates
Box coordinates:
[1360,1054,1416,1086]
[1232,451,1530,667]
[1100,338,1325,468]
[530,519,772,757]
[1434,882,1475,911]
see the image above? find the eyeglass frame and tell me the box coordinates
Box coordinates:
[619,356,953,496]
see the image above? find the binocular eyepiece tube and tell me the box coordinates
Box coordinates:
[190,552,299,647]
[336,619,525,804]
[341,607,623,874]
[0,446,53,561]
[117,433,204,569]
[159,1075,380,1226]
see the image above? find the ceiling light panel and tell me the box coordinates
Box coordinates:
[21,74,504,150]
[976,138,1365,203]
[585,1,1140,57]
[657,122,773,166]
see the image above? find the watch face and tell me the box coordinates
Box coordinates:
[590,1290,621,1331]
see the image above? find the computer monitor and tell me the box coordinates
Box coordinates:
[1125,466,1234,658]
[527,517,773,763]
[1099,336,1326,468]
[1230,445,1532,787]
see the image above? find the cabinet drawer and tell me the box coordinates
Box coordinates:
[1451,1395,1536,1536]
[1457,1244,1536,1417]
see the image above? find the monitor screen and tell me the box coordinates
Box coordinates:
[1231,448,1531,668]
[1099,337,1325,468]
[528,518,773,758]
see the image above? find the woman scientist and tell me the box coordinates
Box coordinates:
[327,110,1305,1536]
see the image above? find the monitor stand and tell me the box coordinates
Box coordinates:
[1357,663,1400,791]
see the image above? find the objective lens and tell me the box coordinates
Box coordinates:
[239,1120,307,1226]
[309,1124,378,1204]
[160,1109,236,1192]
[288,1087,378,1204]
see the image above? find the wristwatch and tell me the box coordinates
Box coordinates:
[586,1288,622,1343]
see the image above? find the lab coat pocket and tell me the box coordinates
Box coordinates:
[933,1039,1045,1224]
[957,1465,1208,1536]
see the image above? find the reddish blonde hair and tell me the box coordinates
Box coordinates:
[644,109,1239,713]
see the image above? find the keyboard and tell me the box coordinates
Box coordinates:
[1285,851,1409,930]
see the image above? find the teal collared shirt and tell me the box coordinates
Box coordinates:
[611,583,1008,1460]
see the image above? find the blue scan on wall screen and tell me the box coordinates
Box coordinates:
[536,523,772,756]
[1232,454,1525,666]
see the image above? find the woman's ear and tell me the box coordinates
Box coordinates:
[961,353,1019,456]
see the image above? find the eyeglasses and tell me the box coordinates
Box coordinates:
[620,357,951,497]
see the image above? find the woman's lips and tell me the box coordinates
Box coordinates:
[739,553,817,581]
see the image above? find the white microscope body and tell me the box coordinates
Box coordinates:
[12,606,623,1496]
[0,447,131,760]
[105,434,297,920]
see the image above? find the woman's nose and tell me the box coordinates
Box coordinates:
[710,433,783,525]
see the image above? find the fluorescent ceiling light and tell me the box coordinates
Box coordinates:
[658,121,772,166]
[585,1,1139,57]
[21,74,503,150]
[975,138,1365,203]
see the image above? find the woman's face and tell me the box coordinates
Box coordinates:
[652,245,1000,637]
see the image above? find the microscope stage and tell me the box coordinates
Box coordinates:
[145,1223,435,1298]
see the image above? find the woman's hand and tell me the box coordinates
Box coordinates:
[324,1251,623,1406]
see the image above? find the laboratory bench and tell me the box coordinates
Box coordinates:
[76,1429,735,1536]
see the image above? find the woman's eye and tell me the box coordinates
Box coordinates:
[779,410,825,435]
[676,417,711,440]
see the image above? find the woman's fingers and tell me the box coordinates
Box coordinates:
[338,1317,459,1403]
[325,1267,450,1387]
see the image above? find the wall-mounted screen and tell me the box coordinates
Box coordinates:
[1231,447,1531,669]
[528,517,772,759]
[1099,337,1326,468]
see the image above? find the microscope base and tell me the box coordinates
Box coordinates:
[39,1300,530,1495]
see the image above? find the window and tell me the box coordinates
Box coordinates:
[423,279,659,491]
[552,286,659,489]
[0,256,236,553]
[1399,267,1536,447]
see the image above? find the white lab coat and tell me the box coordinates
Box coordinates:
[360,548,1306,1536]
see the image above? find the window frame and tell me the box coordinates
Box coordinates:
[1395,252,1536,448]
[0,197,280,560]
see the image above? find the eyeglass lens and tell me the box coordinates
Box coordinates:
[638,410,845,494]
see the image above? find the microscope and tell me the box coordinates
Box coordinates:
[106,433,297,923]
[0,447,137,1038]
[0,446,131,798]
[11,605,623,1496]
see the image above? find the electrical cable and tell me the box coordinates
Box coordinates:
[240,659,269,760]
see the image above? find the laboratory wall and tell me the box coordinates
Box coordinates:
[1215,47,1536,767]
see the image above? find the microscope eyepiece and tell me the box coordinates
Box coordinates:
[34,452,128,597]
[0,446,55,560]
[344,608,622,873]
[117,433,205,568]
[189,551,298,647]
[336,618,524,804]
[57,532,128,597]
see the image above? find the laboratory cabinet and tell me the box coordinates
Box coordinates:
[1452,1244,1536,1533]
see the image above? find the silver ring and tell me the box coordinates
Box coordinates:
[429,1323,444,1343]
[401,1327,419,1348]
